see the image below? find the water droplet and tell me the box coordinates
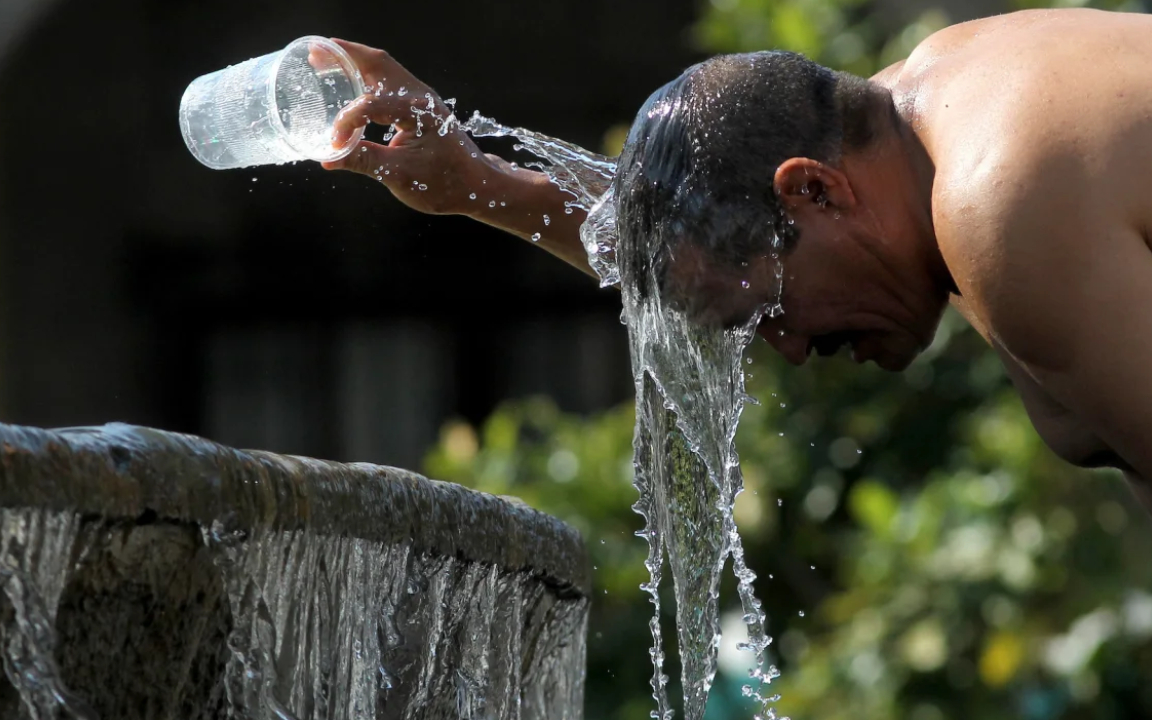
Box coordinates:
[418,184,428,191]
[741,280,750,289]
[531,233,541,242]
[798,610,805,617]
[488,201,496,208]
[251,178,257,182]
[469,193,477,200]
[565,207,573,214]
[543,214,551,226]
[746,357,753,365]
[777,499,783,507]
[500,201,506,207]
[397,86,408,96]
[471,152,478,158]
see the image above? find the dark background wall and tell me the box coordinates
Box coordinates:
[0,0,703,468]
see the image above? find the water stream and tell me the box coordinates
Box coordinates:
[462,115,783,719]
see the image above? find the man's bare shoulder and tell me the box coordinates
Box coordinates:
[932,140,1144,375]
[902,9,1152,175]
[934,156,1072,332]
[922,9,1152,357]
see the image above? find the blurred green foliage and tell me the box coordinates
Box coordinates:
[429,1,1152,718]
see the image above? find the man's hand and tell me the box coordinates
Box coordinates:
[316,39,596,275]
[319,39,497,216]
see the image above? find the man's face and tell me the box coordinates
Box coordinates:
[664,216,941,372]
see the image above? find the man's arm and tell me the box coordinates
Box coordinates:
[963,168,1152,487]
[321,40,594,277]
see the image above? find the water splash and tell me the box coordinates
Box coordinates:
[611,122,784,717]
[463,110,785,718]
[622,283,777,720]
[461,113,620,287]
[462,112,616,213]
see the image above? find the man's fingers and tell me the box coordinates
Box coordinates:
[306,43,342,72]
[333,93,430,146]
[329,39,407,88]
[322,140,396,178]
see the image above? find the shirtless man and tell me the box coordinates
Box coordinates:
[321,8,1152,510]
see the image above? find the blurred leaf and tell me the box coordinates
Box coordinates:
[849,480,899,538]
[979,631,1025,688]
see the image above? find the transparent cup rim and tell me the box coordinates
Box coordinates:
[267,35,367,163]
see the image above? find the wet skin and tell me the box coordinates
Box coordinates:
[321,11,1152,509]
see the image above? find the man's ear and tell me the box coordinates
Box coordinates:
[773,158,856,212]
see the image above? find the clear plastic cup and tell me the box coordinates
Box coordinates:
[179,36,366,170]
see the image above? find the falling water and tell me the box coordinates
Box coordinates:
[461,111,783,719]
[0,507,586,719]
[460,113,620,286]
[0,509,96,720]
[614,255,778,720]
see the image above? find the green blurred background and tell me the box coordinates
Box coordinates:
[425,1,1152,718]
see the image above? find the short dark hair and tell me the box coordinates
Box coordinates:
[614,51,888,300]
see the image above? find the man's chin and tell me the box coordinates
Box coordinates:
[854,345,918,372]
[878,353,916,372]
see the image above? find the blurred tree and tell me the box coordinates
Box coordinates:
[428,1,1152,719]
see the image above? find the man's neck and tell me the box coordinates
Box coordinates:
[842,95,954,306]
[881,83,954,299]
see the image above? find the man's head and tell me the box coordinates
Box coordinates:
[614,51,949,371]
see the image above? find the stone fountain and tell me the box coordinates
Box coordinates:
[0,422,589,719]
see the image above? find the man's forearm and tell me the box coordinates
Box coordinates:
[463,156,595,278]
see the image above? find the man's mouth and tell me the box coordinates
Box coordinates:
[807,332,859,358]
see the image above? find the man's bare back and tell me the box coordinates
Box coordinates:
[876,10,1152,503]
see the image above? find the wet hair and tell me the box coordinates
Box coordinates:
[614,51,890,300]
